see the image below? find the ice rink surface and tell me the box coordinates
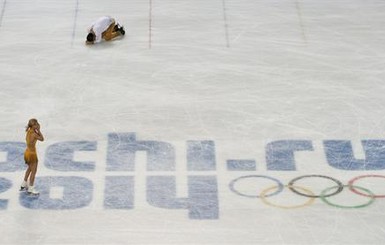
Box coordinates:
[1,0,385,244]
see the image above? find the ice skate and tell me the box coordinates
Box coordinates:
[19,181,28,191]
[113,24,121,32]
[118,26,125,36]
[27,186,39,196]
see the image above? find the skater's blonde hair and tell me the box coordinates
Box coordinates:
[26,118,38,132]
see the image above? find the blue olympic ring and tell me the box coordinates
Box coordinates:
[229,175,284,198]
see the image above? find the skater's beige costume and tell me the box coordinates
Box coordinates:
[24,129,38,164]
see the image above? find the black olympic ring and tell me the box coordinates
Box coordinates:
[288,175,344,198]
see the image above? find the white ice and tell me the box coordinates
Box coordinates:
[1,0,385,244]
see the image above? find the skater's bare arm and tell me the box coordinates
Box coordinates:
[34,125,44,141]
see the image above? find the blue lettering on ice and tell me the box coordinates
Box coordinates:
[106,133,175,171]
[0,142,25,172]
[104,176,134,209]
[265,140,313,170]
[227,159,256,171]
[324,140,385,170]
[187,141,216,171]
[106,133,219,218]
[19,176,93,209]
[0,177,12,209]
[1,135,385,217]
[45,141,97,171]
[147,175,219,219]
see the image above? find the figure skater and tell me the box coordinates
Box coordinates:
[20,119,44,195]
[85,16,125,45]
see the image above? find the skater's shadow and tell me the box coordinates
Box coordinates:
[85,36,125,50]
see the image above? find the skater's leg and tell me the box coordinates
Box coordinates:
[20,165,31,191]
[103,22,122,41]
[23,165,31,182]
[29,161,38,187]
[27,161,39,195]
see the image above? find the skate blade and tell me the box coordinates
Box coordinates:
[27,192,40,196]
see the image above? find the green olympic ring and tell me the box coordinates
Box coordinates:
[320,185,375,209]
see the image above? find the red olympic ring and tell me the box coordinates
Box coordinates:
[348,174,385,198]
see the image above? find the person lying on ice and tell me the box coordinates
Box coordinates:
[85,16,125,45]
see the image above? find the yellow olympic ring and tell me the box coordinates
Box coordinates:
[260,185,316,209]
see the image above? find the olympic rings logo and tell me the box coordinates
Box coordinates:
[229,174,385,209]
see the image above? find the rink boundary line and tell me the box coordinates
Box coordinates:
[0,0,7,28]
[149,0,152,49]
[221,0,230,47]
[294,0,307,43]
[71,0,80,46]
